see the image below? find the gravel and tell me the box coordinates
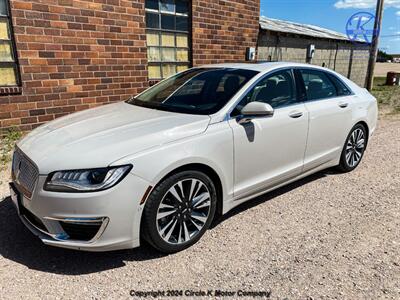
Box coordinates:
[0,118,399,299]
[0,164,11,200]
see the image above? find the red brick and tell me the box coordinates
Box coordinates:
[12,1,32,10]
[2,118,21,126]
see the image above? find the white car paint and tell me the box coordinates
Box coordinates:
[19,102,211,174]
[228,102,309,199]
[10,62,378,251]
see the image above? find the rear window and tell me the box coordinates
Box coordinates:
[300,69,337,101]
[327,73,353,96]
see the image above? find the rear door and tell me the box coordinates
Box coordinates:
[296,68,354,171]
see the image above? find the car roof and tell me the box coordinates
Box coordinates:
[200,62,330,74]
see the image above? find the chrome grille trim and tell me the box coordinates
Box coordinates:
[12,147,39,198]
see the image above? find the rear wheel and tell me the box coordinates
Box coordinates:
[337,124,367,172]
[141,170,217,253]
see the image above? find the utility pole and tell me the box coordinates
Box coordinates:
[366,0,384,91]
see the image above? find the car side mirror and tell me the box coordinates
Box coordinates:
[237,101,274,124]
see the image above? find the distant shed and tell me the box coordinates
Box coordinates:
[257,17,370,87]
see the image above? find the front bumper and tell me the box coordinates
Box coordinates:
[10,172,150,252]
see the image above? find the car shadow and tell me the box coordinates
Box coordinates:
[211,170,328,228]
[0,169,333,275]
[0,197,165,275]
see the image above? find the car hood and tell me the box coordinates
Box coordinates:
[18,102,211,174]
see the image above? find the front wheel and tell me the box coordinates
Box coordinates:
[141,170,217,253]
[337,124,367,172]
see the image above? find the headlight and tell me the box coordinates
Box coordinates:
[44,165,132,192]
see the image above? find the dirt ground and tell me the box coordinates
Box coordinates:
[374,63,400,77]
[0,164,10,200]
[0,116,399,299]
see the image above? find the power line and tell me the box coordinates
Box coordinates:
[380,34,400,38]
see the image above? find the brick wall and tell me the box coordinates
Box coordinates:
[192,0,260,65]
[0,0,260,133]
[0,0,148,133]
[257,31,370,87]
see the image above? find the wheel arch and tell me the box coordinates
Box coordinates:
[142,162,224,225]
[152,163,224,219]
[354,120,370,146]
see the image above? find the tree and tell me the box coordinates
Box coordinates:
[377,50,394,62]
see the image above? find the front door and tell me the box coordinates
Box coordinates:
[228,69,309,199]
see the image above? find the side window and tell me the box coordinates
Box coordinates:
[300,69,337,101]
[0,0,20,87]
[327,73,352,96]
[238,69,296,110]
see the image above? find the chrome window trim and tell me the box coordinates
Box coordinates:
[294,67,355,102]
[297,93,354,104]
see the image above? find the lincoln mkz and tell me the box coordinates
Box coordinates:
[10,63,378,252]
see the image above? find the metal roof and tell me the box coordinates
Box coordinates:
[259,16,360,42]
[200,62,332,73]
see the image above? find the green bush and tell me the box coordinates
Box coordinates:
[372,77,400,114]
[0,129,22,171]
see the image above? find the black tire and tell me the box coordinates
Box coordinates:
[337,123,367,173]
[141,170,217,253]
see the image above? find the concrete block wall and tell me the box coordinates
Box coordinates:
[257,31,370,87]
[349,49,370,86]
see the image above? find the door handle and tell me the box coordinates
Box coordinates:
[338,102,349,108]
[289,111,303,118]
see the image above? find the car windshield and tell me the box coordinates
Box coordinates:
[126,68,259,115]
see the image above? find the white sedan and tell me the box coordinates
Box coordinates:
[10,62,378,253]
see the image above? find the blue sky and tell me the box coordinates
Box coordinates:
[260,0,400,54]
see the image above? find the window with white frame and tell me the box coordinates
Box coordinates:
[145,0,190,80]
[0,0,19,87]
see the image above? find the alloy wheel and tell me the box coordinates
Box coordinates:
[156,178,211,245]
[345,128,365,168]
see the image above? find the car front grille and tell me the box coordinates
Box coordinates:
[12,148,39,198]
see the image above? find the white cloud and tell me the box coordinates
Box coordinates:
[352,16,372,21]
[335,0,400,9]
[396,10,400,15]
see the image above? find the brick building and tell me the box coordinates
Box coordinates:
[0,0,260,133]
[0,2,372,133]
